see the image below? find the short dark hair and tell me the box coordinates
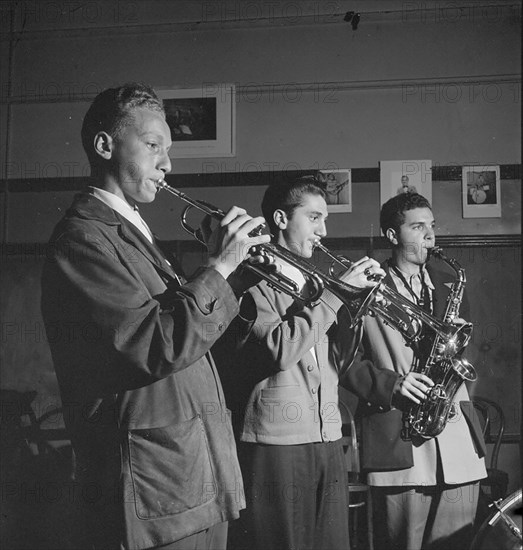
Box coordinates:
[261,176,326,235]
[380,193,432,235]
[81,83,165,169]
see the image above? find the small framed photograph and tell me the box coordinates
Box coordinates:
[157,84,235,158]
[380,160,433,205]
[317,169,352,212]
[462,165,501,218]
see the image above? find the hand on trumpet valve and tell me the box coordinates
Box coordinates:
[204,206,271,282]
[339,257,385,289]
[223,244,278,298]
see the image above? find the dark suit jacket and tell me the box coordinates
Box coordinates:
[41,192,245,550]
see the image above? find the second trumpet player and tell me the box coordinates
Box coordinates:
[213,177,433,550]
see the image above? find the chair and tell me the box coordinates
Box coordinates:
[0,389,78,548]
[339,398,373,550]
[471,397,509,502]
[0,389,72,477]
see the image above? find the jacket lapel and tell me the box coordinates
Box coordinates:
[117,218,182,284]
[71,192,182,285]
[426,264,452,319]
[382,263,415,330]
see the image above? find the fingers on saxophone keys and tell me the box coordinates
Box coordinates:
[418,374,434,387]
[401,373,433,402]
[407,393,421,405]
[408,372,434,388]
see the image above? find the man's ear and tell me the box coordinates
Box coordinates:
[273,209,288,230]
[93,132,113,160]
[386,227,398,246]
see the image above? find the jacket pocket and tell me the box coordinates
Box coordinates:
[360,409,414,471]
[255,386,311,437]
[128,416,216,519]
[260,385,302,399]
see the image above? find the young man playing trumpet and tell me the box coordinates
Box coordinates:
[348,193,486,550]
[215,178,433,550]
[41,83,271,550]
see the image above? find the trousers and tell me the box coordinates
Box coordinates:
[371,482,480,550]
[229,440,350,550]
[156,522,228,550]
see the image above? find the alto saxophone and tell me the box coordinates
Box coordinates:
[402,247,477,440]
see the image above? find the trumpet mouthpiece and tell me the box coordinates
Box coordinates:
[156,179,165,190]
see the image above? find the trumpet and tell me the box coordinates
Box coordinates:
[314,243,472,357]
[156,180,368,310]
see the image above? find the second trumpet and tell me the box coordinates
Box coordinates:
[156,180,369,312]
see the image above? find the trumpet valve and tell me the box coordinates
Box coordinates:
[248,223,266,238]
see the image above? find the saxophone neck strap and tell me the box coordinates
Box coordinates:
[390,263,432,312]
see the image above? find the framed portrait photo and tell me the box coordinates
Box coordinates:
[462,165,501,218]
[380,160,433,205]
[317,169,352,212]
[157,84,236,158]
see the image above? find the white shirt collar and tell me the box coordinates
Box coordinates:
[392,263,435,291]
[89,186,153,243]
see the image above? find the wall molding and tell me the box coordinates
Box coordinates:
[1,165,520,193]
[2,74,520,106]
[2,235,520,258]
[312,235,522,250]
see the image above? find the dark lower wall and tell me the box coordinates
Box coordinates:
[0,239,521,549]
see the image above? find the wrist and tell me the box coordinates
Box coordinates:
[391,374,406,410]
[206,258,234,281]
[227,272,247,299]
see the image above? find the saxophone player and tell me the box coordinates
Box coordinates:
[347,193,487,550]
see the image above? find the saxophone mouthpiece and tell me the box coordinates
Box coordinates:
[428,246,443,260]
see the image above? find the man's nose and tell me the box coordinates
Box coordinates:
[159,150,172,174]
[317,220,327,237]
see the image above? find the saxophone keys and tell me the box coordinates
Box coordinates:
[448,402,459,421]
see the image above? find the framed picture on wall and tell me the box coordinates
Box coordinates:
[317,169,352,212]
[380,160,433,205]
[462,165,501,218]
[157,84,235,158]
